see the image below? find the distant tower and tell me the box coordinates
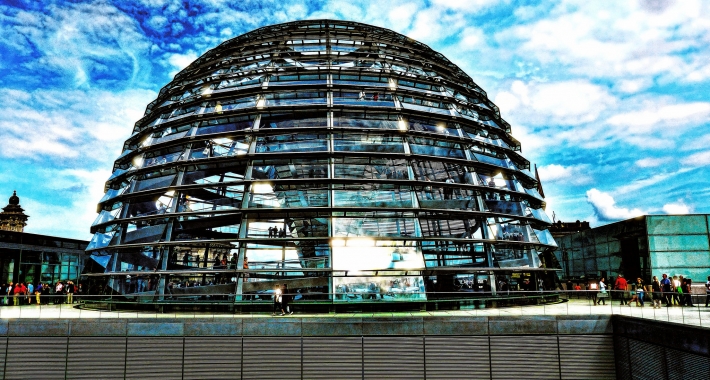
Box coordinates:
[0,191,29,232]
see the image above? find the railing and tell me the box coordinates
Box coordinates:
[0,290,707,326]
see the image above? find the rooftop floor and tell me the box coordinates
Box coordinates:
[2,297,708,328]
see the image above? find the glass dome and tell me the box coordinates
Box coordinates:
[87,20,556,304]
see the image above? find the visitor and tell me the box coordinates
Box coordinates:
[682,278,693,307]
[651,276,662,309]
[282,284,293,315]
[13,282,24,306]
[27,282,34,304]
[615,274,628,305]
[66,280,75,304]
[661,274,672,306]
[629,278,644,307]
[595,277,607,305]
[672,276,682,305]
[706,275,710,307]
[35,282,42,305]
[243,256,249,283]
[272,285,283,316]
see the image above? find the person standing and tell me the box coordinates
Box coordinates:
[615,274,628,305]
[661,274,672,307]
[651,276,662,309]
[595,278,607,305]
[629,278,644,307]
[705,275,710,307]
[682,278,693,307]
[66,281,75,304]
[272,285,283,316]
[281,284,293,315]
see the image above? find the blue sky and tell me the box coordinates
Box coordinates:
[1,0,709,240]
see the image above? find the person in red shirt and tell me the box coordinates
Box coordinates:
[13,282,25,306]
[615,274,628,305]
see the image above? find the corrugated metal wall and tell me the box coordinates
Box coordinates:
[0,334,618,379]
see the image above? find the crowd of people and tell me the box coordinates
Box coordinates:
[585,273,710,307]
[1,280,80,306]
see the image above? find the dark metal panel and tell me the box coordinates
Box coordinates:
[125,337,184,380]
[183,336,242,380]
[627,339,666,380]
[242,336,302,380]
[425,336,490,380]
[0,337,6,380]
[302,336,362,379]
[490,335,560,380]
[66,337,127,380]
[5,336,67,380]
[558,335,615,380]
[363,336,424,379]
[665,345,710,380]
[613,335,632,380]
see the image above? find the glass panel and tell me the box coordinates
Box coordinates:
[255,133,328,153]
[407,118,458,136]
[172,214,241,241]
[252,158,329,180]
[334,157,408,180]
[263,91,327,106]
[418,217,485,239]
[195,115,255,135]
[189,137,250,160]
[333,133,404,153]
[411,160,466,182]
[422,241,488,267]
[249,183,329,208]
[646,215,709,235]
[407,136,464,158]
[333,216,418,238]
[333,112,399,130]
[259,113,327,129]
[333,184,413,208]
[333,90,395,107]
[179,185,244,212]
[246,217,329,238]
[648,235,709,251]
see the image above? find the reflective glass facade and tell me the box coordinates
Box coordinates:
[554,215,710,282]
[87,20,555,302]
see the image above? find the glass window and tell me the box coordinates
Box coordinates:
[181,163,247,186]
[406,118,458,136]
[251,158,328,180]
[255,133,328,153]
[178,185,244,213]
[407,136,464,158]
[646,215,709,235]
[249,183,329,208]
[333,214,418,238]
[204,96,256,113]
[422,241,488,267]
[333,132,404,153]
[263,91,327,106]
[259,113,327,129]
[419,217,485,239]
[189,137,250,160]
[333,184,413,208]
[333,112,400,130]
[333,90,395,107]
[334,157,408,180]
[195,115,255,135]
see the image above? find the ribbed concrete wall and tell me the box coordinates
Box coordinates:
[0,315,615,379]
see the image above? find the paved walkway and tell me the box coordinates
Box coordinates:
[1,299,709,327]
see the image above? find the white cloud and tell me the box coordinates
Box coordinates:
[662,200,693,215]
[586,188,645,221]
[680,150,710,167]
[537,164,592,185]
[635,157,672,168]
[167,51,198,77]
[606,102,710,134]
[495,79,616,125]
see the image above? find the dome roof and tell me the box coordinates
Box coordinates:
[88,19,555,307]
[8,190,19,206]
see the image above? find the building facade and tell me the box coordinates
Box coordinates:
[553,215,710,283]
[87,20,556,303]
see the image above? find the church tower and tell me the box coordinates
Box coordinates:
[0,191,29,232]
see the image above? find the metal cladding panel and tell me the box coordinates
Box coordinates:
[5,336,67,380]
[558,335,615,380]
[302,337,363,380]
[0,337,6,379]
[363,336,424,379]
[665,345,710,380]
[614,335,632,380]
[67,337,127,380]
[628,339,667,380]
[125,337,184,380]
[490,335,560,380]
[183,336,242,380]
[425,336,491,380]
[242,336,302,380]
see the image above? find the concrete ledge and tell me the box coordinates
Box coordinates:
[301,317,363,336]
[184,320,242,336]
[242,318,302,336]
[70,321,127,336]
[362,317,423,335]
[556,315,612,335]
[127,321,184,336]
[423,316,488,335]
[488,316,557,335]
[8,320,69,336]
